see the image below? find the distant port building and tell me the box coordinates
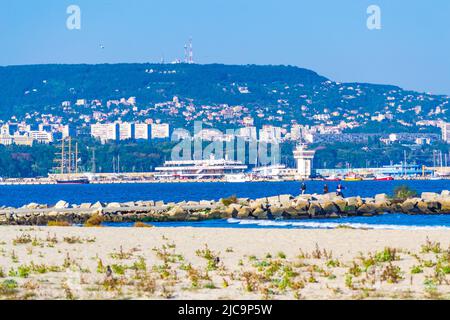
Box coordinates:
[316,164,433,178]
[443,122,450,143]
[293,145,316,179]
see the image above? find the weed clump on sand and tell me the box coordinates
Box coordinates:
[133,222,153,228]
[221,195,238,206]
[63,236,83,244]
[13,234,32,245]
[0,279,18,296]
[381,263,403,284]
[47,221,71,227]
[421,238,441,254]
[375,247,400,263]
[411,265,423,274]
[84,214,103,227]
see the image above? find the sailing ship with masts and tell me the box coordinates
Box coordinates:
[51,137,90,184]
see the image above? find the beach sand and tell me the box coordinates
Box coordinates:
[0,226,449,300]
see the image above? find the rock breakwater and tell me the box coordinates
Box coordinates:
[1,191,450,226]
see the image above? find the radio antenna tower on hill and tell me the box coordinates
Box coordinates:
[184,43,189,63]
[188,37,194,64]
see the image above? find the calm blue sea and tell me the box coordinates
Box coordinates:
[1,180,450,230]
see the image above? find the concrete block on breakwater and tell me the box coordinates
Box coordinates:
[1,191,450,226]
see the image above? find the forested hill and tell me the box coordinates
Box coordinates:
[0,63,448,126]
[0,63,326,115]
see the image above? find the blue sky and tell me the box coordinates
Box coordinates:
[1,0,449,94]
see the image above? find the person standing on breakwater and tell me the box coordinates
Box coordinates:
[265,198,273,220]
[336,183,345,197]
[300,182,307,195]
[323,184,329,194]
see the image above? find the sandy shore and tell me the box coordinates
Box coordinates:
[0,226,449,300]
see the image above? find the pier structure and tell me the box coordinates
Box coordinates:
[293,144,316,179]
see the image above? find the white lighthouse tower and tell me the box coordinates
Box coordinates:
[293,144,316,179]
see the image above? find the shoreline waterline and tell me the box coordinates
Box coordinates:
[101,213,450,230]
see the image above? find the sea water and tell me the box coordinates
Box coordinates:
[2,180,450,230]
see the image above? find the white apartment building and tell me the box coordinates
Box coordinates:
[236,127,257,141]
[0,123,19,135]
[151,123,170,139]
[135,123,151,140]
[442,122,450,143]
[29,131,53,144]
[62,125,76,138]
[0,133,34,146]
[91,123,120,142]
[119,122,135,140]
[75,99,87,106]
[259,125,282,142]
[195,129,225,141]
[290,124,311,141]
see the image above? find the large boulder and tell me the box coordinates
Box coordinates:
[54,200,69,209]
[344,197,359,213]
[439,199,450,213]
[401,198,420,214]
[91,201,104,209]
[282,206,299,217]
[224,203,242,218]
[155,201,165,207]
[253,207,268,219]
[357,203,377,215]
[200,200,214,206]
[322,193,340,201]
[294,200,309,213]
[417,201,432,214]
[167,206,187,220]
[321,200,339,215]
[440,190,450,198]
[374,201,391,213]
[375,194,389,203]
[267,195,293,206]
[308,202,323,217]
[107,202,122,209]
[26,203,40,210]
[79,203,92,209]
[333,199,347,213]
[347,196,363,207]
[421,192,439,201]
[270,206,285,218]
[426,201,441,213]
[237,206,252,219]
[142,200,155,207]
[250,200,264,210]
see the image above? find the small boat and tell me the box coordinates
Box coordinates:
[374,175,394,181]
[225,174,250,183]
[343,173,363,181]
[323,175,341,181]
[56,178,90,185]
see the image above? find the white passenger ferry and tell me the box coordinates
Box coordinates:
[154,157,248,180]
